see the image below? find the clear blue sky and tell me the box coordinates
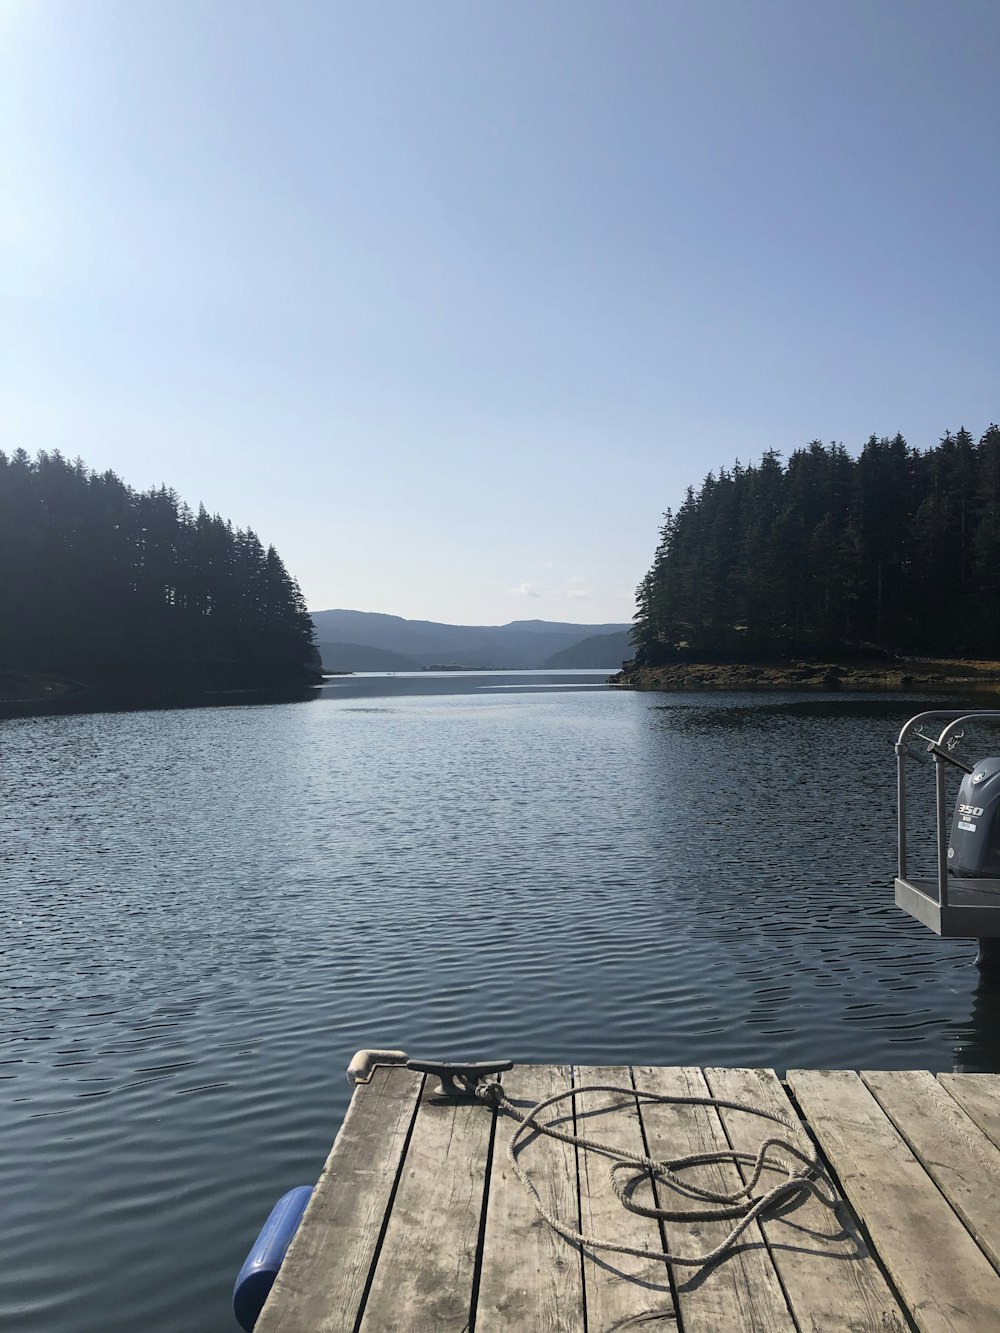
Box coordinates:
[2,1,997,624]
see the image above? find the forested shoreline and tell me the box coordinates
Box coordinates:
[0,449,320,706]
[630,425,1000,667]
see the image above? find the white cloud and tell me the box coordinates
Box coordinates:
[567,588,589,599]
[507,581,543,598]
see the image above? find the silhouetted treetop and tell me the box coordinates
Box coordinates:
[632,425,1000,663]
[0,449,319,686]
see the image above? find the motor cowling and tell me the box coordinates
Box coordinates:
[948,757,1000,876]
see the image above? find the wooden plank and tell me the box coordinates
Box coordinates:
[357,1069,496,1332]
[938,1073,1000,1151]
[789,1068,1000,1333]
[706,1067,908,1332]
[476,1064,585,1331]
[256,1064,423,1333]
[635,1066,793,1333]
[574,1065,677,1331]
[863,1069,1000,1273]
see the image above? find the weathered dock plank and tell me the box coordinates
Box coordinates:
[255,1064,422,1333]
[357,1072,496,1332]
[574,1065,677,1330]
[253,1063,1000,1332]
[476,1064,585,1331]
[635,1065,794,1333]
[789,1068,1000,1333]
[938,1072,1000,1151]
[863,1069,1000,1274]
[705,1066,908,1333]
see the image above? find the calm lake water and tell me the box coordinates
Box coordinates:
[4,672,1000,1333]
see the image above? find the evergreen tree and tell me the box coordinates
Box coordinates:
[0,452,320,687]
[631,424,1000,663]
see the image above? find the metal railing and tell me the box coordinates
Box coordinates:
[896,710,1000,906]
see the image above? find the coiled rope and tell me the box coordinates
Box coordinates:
[474,1079,838,1271]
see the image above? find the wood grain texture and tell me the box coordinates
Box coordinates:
[476,1064,585,1331]
[789,1068,1000,1333]
[255,1067,1000,1333]
[573,1066,677,1332]
[357,1074,496,1333]
[705,1067,908,1333]
[863,1069,1000,1273]
[256,1064,423,1333]
[938,1073,1000,1151]
[635,1065,793,1333]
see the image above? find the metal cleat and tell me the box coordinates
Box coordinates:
[406,1057,513,1098]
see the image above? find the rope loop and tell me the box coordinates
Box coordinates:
[479,1077,837,1272]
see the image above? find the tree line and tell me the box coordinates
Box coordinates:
[632,425,1000,663]
[0,449,319,687]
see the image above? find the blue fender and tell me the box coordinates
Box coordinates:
[233,1185,313,1331]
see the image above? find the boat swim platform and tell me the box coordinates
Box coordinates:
[896,875,1000,937]
[254,1061,1000,1333]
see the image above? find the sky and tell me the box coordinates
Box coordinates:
[2,1,997,625]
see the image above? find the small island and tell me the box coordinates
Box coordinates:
[616,425,1000,691]
[0,449,321,714]
[610,656,1000,692]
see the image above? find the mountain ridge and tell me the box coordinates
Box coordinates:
[542,629,633,669]
[312,609,632,671]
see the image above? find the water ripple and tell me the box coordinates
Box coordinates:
[2,678,998,1332]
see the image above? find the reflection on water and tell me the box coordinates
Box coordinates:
[954,969,1000,1073]
[2,674,998,1333]
[0,684,320,722]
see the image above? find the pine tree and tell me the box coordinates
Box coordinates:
[633,425,999,661]
[0,453,320,688]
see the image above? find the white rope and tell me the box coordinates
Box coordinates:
[475,1079,838,1271]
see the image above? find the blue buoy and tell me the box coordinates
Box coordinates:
[233,1185,313,1331]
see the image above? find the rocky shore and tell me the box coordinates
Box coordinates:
[0,671,84,703]
[0,665,322,717]
[608,658,1000,692]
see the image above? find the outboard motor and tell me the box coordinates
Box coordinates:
[948,757,1000,876]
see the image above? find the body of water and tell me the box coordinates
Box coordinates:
[3,672,999,1332]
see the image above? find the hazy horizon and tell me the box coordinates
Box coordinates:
[309,606,631,627]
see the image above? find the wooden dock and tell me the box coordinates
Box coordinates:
[254,1063,1000,1332]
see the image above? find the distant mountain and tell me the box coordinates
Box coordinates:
[310,610,632,670]
[317,641,422,672]
[543,630,633,669]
